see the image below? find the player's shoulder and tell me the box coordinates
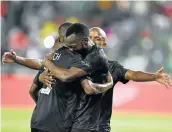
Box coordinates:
[108,60,118,65]
[54,46,76,56]
[89,45,106,58]
[108,60,124,69]
[54,46,69,53]
[92,44,102,53]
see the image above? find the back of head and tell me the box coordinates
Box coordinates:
[66,23,89,39]
[58,22,72,37]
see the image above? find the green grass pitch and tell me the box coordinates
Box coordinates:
[1,108,172,132]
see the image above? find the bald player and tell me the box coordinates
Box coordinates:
[89,27,171,132]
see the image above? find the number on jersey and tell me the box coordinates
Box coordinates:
[53,53,61,61]
[40,87,52,95]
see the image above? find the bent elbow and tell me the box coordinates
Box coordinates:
[60,75,70,82]
[29,89,34,96]
[84,89,94,95]
[109,82,114,88]
[60,75,73,82]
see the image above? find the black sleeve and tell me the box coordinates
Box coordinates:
[33,69,44,88]
[86,50,109,74]
[71,56,91,75]
[72,50,109,75]
[109,61,129,84]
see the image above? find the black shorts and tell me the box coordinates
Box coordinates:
[70,128,98,132]
[31,128,50,132]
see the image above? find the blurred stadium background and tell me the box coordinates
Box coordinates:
[1,1,172,132]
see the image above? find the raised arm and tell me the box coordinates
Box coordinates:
[81,72,113,95]
[2,50,43,70]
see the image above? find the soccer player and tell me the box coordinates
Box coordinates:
[29,22,73,103]
[89,27,171,132]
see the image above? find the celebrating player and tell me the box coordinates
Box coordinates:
[89,27,171,132]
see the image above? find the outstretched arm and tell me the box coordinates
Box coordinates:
[125,67,171,88]
[2,50,43,70]
[81,72,113,95]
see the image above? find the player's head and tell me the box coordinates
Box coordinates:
[50,22,72,52]
[58,22,72,43]
[65,23,90,51]
[89,27,107,48]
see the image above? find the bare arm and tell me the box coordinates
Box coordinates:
[43,49,109,82]
[125,70,155,82]
[2,50,43,70]
[125,67,171,88]
[15,56,43,70]
[29,70,45,103]
[29,83,40,103]
[81,72,113,95]
[43,59,87,82]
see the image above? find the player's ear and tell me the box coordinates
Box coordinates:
[102,43,106,48]
[59,36,64,43]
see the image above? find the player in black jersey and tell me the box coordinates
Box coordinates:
[89,27,171,132]
[29,22,73,104]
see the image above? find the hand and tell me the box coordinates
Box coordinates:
[45,53,53,61]
[2,50,16,64]
[155,67,172,88]
[39,69,55,87]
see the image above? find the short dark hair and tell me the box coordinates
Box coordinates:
[58,22,72,37]
[66,23,89,38]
